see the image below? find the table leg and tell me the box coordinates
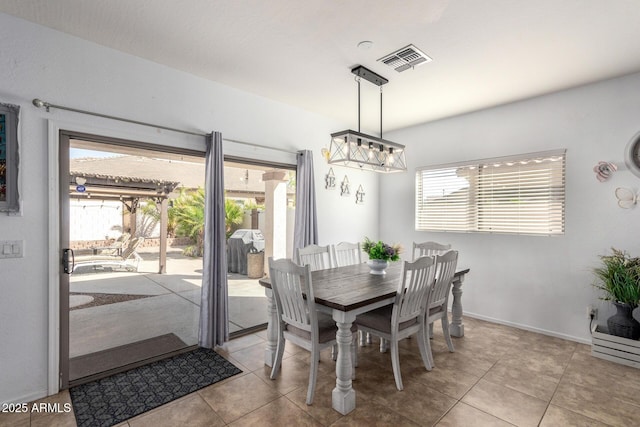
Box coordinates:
[450,274,465,337]
[331,310,356,415]
[264,288,278,367]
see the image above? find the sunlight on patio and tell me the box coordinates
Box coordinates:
[69,246,267,359]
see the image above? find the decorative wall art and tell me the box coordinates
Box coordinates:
[0,102,19,213]
[593,161,617,182]
[340,175,350,196]
[615,187,638,209]
[325,168,336,190]
[355,184,365,204]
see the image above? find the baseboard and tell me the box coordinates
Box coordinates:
[1,389,49,405]
[463,311,591,345]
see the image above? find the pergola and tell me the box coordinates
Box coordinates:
[69,171,179,273]
[69,154,297,274]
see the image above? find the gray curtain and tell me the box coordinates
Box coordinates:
[199,131,229,348]
[293,150,318,252]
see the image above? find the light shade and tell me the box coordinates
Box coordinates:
[328,130,407,173]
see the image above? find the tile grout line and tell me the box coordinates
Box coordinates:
[446,358,514,426]
[536,343,576,427]
[542,344,622,427]
[444,329,531,426]
[196,371,283,425]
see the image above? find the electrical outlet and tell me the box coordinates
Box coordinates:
[587,305,597,319]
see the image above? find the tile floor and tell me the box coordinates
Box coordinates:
[3,316,640,426]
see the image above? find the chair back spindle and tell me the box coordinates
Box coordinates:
[412,241,451,260]
[395,256,437,325]
[331,242,362,267]
[269,259,315,334]
[428,250,459,311]
[297,244,333,271]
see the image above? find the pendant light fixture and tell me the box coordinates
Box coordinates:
[327,65,407,173]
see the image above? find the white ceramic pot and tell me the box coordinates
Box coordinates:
[367,259,389,275]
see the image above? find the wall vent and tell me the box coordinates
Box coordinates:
[378,44,432,72]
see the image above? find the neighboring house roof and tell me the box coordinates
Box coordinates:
[69,155,294,197]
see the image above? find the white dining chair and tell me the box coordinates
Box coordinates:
[296,244,333,271]
[413,242,453,339]
[412,241,452,260]
[331,242,362,267]
[354,255,437,390]
[424,250,459,369]
[331,242,371,347]
[268,257,357,405]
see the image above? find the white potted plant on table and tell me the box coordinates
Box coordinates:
[362,237,402,275]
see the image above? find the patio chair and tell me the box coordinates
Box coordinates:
[354,255,437,390]
[73,237,144,273]
[268,257,357,405]
[110,232,131,254]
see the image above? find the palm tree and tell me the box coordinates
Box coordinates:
[225,199,244,238]
[171,188,246,256]
[172,188,206,256]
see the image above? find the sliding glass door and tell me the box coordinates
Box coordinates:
[60,131,204,387]
[224,159,296,337]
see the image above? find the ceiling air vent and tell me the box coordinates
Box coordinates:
[378,44,432,72]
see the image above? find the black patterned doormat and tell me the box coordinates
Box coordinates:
[70,347,242,427]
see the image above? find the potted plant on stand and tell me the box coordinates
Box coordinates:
[362,237,401,275]
[593,248,640,340]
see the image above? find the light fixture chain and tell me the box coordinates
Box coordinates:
[380,86,383,138]
[357,77,361,132]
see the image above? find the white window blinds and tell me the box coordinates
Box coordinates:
[415,150,566,235]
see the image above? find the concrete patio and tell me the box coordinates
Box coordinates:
[69,247,267,359]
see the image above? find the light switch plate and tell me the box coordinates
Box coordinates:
[0,240,23,259]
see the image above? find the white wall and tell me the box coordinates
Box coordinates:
[0,13,379,404]
[70,200,123,240]
[381,72,640,343]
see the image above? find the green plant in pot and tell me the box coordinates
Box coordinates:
[362,237,401,275]
[593,248,640,340]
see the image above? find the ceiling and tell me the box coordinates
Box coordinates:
[2,0,640,132]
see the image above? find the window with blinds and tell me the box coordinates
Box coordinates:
[415,150,566,235]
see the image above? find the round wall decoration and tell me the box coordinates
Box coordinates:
[624,131,640,178]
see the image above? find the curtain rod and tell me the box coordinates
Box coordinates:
[31,98,298,155]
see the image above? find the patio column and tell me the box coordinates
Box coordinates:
[262,170,289,274]
[158,197,168,274]
[124,198,139,236]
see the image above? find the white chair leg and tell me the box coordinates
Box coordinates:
[307,349,320,405]
[442,315,455,352]
[390,339,403,391]
[270,332,286,379]
[331,344,337,361]
[359,330,366,346]
[424,323,434,369]
[366,332,372,344]
[379,337,389,353]
[429,322,434,339]
[417,327,433,371]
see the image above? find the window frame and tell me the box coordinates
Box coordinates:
[415,149,566,236]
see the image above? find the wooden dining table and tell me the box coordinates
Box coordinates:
[258,261,470,415]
